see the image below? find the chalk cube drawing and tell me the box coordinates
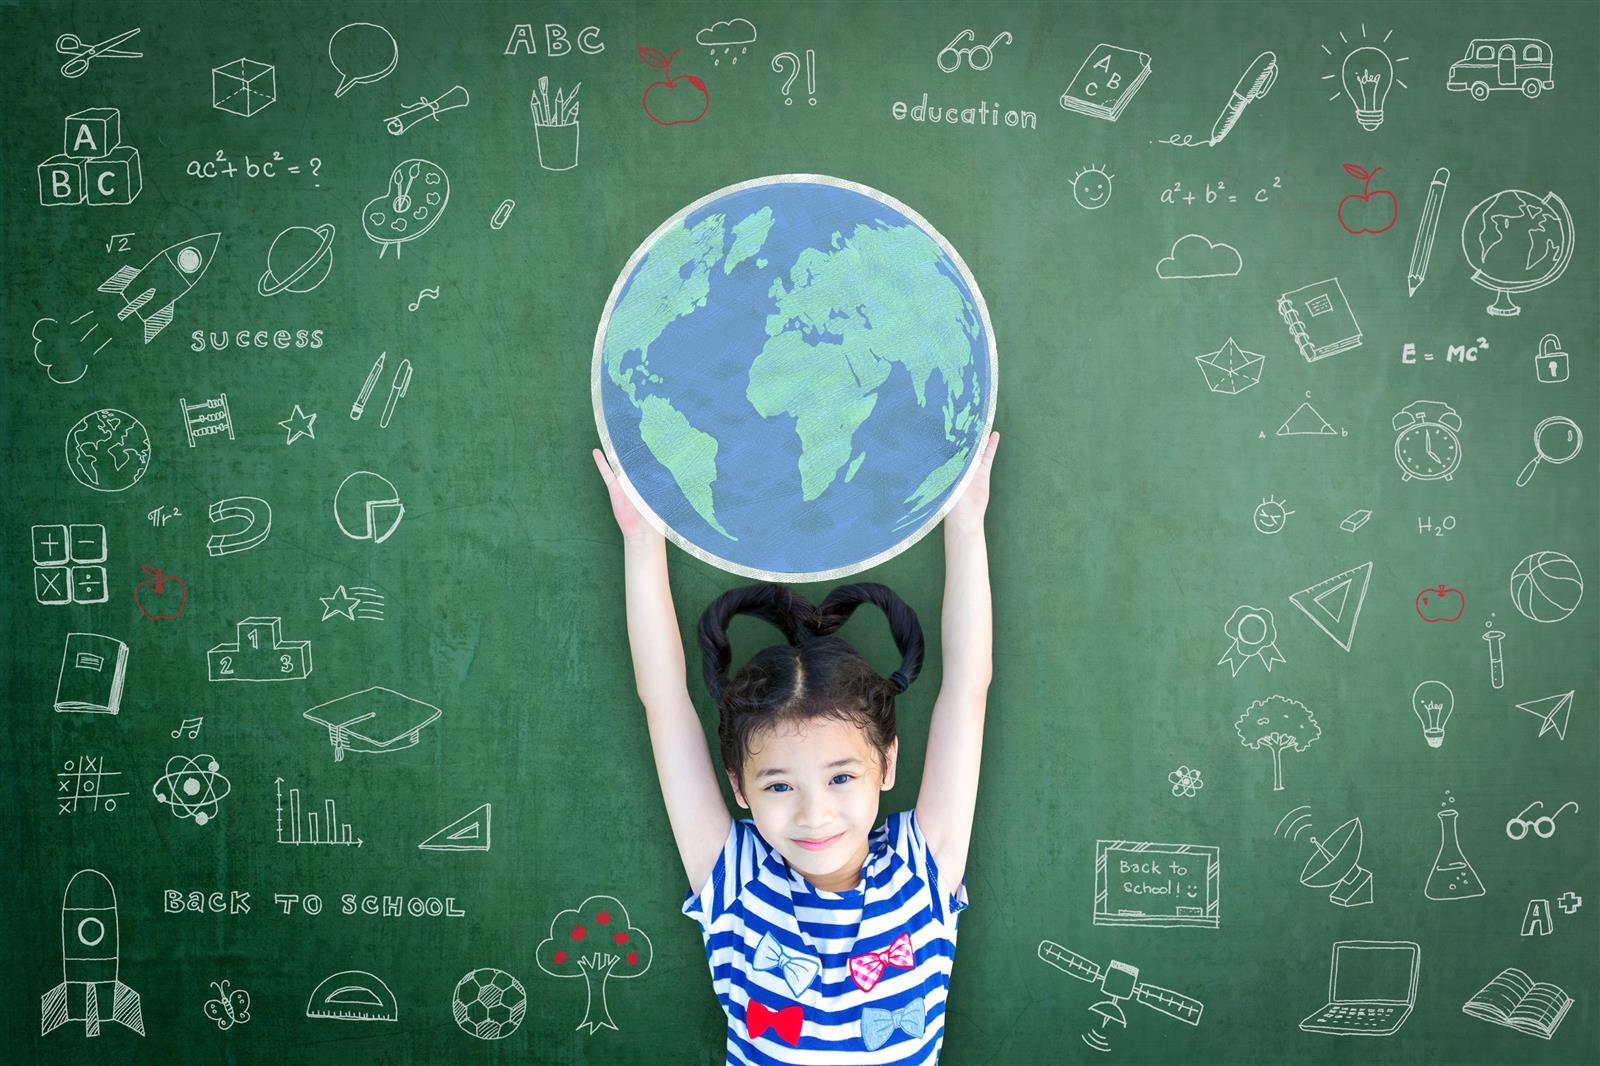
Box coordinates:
[213,58,277,117]
[1195,337,1264,395]
[38,156,85,205]
[85,144,143,205]
[64,108,121,158]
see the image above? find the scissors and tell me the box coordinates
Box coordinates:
[56,28,143,79]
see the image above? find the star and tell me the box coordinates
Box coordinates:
[319,585,360,621]
[279,404,317,445]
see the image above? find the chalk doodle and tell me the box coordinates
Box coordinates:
[1447,37,1554,100]
[1408,168,1450,296]
[490,199,516,229]
[207,496,271,556]
[407,287,439,311]
[352,352,387,418]
[1509,550,1583,623]
[180,394,234,446]
[641,48,709,124]
[38,106,142,206]
[41,869,144,1037]
[1321,24,1409,130]
[212,58,275,117]
[698,18,756,65]
[133,566,186,620]
[1337,164,1398,234]
[771,49,816,106]
[1411,681,1455,747]
[151,754,231,826]
[1160,176,1282,208]
[203,980,251,1030]
[1167,766,1203,798]
[532,77,581,170]
[420,804,492,851]
[380,359,411,428]
[171,717,203,740]
[34,525,109,606]
[937,30,1013,73]
[1461,187,1572,317]
[363,159,450,258]
[1093,840,1220,928]
[187,150,323,185]
[303,686,442,762]
[1288,561,1373,651]
[385,85,469,135]
[320,585,386,621]
[276,778,363,847]
[1516,691,1573,741]
[537,895,654,1033]
[1276,808,1374,907]
[334,471,405,543]
[1235,695,1321,790]
[64,408,150,491]
[1252,497,1293,535]
[1299,941,1419,1035]
[1060,42,1150,121]
[57,756,130,814]
[1038,941,1203,1052]
[54,632,126,714]
[453,969,527,1039]
[97,234,218,343]
[259,225,335,296]
[1217,605,1285,675]
[1159,234,1242,279]
[56,28,142,78]
[504,23,605,56]
[278,404,317,445]
[1535,334,1569,383]
[1195,337,1262,395]
[207,617,312,682]
[33,313,106,384]
[148,506,182,527]
[1424,791,1486,901]
[329,22,397,97]
[306,970,397,1022]
[1071,165,1113,210]
[1462,967,1573,1039]
[1159,52,1276,147]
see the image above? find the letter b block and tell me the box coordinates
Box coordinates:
[85,145,143,205]
[64,107,122,158]
[38,155,85,206]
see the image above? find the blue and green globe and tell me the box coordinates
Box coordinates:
[593,175,996,580]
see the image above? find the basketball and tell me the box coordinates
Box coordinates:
[1509,550,1584,623]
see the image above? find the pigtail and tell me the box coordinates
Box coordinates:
[813,583,925,696]
[697,583,817,706]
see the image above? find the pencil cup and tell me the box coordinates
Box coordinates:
[535,122,579,172]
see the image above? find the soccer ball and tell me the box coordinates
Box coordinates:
[452,968,527,1040]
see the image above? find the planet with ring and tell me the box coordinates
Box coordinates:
[258,223,336,296]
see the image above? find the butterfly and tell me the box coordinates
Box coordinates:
[204,979,251,1030]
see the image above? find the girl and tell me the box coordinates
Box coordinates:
[592,431,997,1064]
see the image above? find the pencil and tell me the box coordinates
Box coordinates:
[1408,168,1450,298]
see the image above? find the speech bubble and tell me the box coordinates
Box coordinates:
[328,22,398,98]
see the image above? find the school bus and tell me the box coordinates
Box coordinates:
[1446,38,1555,100]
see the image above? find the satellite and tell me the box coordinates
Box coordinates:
[1300,816,1373,907]
[1038,941,1204,1052]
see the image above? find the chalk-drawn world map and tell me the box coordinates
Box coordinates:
[594,175,996,580]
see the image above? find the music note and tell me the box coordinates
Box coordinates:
[171,716,204,739]
[408,286,440,312]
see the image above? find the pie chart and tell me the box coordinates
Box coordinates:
[334,470,404,543]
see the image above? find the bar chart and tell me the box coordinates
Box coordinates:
[274,776,362,846]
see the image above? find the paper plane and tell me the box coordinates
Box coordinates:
[303,686,441,761]
[97,233,219,344]
[1195,337,1264,395]
[1517,691,1572,741]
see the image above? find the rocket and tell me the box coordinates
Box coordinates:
[97,232,219,344]
[41,869,144,1037]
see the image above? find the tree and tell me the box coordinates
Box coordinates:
[1235,695,1321,790]
[536,894,653,1033]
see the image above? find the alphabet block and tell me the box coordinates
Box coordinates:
[38,155,85,206]
[63,107,121,158]
[84,145,143,205]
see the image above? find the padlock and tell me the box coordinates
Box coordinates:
[1535,334,1568,383]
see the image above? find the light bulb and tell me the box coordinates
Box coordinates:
[1412,680,1454,748]
[1341,46,1394,131]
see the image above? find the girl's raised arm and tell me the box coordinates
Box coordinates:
[594,449,732,892]
[915,432,998,892]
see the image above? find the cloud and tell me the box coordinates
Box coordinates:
[1156,233,1243,279]
[696,18,757,47]
[33,314,94,385]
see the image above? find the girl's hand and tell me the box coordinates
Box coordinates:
[593,448,660,543]
[946,431,999,533]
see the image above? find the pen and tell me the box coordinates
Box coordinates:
[1209,52,1277,146]
[1408,167,1451,298]
[380,359,411,428]
[352,352,386,419]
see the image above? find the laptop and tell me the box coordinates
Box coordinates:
[1298,940,1420,1036]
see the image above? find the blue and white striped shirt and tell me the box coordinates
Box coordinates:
[683,810,969,1064]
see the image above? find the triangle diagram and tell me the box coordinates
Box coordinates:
[1288,561,1373,651]
[1516,692,1573,740]
[1276,401,1336,437]
[419,803,491,851]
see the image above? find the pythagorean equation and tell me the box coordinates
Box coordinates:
[186,150,322,184]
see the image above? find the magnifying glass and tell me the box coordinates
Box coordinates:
[1516,416,1582,487]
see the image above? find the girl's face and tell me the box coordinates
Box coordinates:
[730,715,897,893]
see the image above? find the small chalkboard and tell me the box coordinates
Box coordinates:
[1094,840,1222,928]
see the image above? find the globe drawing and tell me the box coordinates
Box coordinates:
[1460,189,1572,316]
[593,175,996,580]
[64,408,151,492]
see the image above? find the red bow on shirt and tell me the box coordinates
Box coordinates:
[746,1000,803,1044]
[848,931,915,992]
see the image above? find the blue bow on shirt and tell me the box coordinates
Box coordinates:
[752,932,821,997]
[862,999,926,1050]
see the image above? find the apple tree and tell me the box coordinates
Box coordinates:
[1235,695,1321,790]
[536,894,653,1033]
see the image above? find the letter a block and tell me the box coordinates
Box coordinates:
[63,108,121,158]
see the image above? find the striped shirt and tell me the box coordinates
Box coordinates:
[683,810,969,1065]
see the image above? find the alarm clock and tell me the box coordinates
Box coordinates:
[1392,400,1463,481]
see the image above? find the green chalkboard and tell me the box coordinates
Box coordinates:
[3,1,1597,1064]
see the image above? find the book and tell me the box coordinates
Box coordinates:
[1277,277,1363,362]
[1060,43,1151,122]
[1461,966,1573,1040]
[54,632,128,714]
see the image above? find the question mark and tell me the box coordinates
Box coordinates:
[772,52,799,105]
[309,158,322,187]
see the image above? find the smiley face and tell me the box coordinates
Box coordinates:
[1072,165,1114,210]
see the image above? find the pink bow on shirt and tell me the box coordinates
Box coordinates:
[848,932,914,992]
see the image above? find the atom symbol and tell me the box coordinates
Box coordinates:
[1168,765,1204,798]
[152,753,231,825]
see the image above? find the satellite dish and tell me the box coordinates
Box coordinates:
[1300,817,1373,907]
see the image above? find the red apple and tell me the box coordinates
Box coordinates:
[639,47,709,125]
[1337,164,1399,235]
[134,565,187,620]
[1415,584,1464,623]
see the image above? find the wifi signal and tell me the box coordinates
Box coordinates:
[1082,1029,1112,1053]
[1275,805,1315,841]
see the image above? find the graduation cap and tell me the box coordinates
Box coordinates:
[303,686,441,762]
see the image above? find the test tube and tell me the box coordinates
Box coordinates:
[1482,628,1505,690]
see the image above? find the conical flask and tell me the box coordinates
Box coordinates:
[1424,808,1485,900]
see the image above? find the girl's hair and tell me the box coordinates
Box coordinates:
[697,583,924,786]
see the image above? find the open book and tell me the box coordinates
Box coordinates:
[1461,966,1572,1039]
